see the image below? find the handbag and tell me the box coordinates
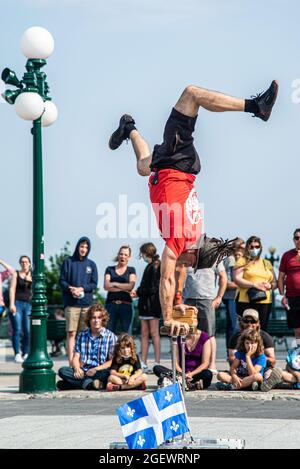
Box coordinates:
[247,287,267,303]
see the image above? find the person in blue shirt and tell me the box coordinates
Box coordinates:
[60,236,98,363]
[216,329,266,391]
[57,303,117,391]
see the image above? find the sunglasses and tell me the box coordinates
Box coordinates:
[249,245,260,249]
[294,236,300,241]
[242,318,258,324]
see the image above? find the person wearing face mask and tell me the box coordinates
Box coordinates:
[233,236,277,331]
[131,243,162,372]
[106,333,147,391]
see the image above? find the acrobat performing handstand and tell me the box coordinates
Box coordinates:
[108,80,278,335]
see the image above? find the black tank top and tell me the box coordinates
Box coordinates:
[15,271,32,302]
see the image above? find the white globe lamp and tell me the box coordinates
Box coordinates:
[41,100,58,127]
[21,27,54,59]
[15,92,45,121]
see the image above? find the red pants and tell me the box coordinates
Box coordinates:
[149,169,203,257]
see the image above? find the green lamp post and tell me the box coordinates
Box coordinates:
[2,27,58,393]
[265,246,280,318]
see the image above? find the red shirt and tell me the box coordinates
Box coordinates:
[279,249,300,297]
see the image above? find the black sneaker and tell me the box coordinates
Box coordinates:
[194,234,238,271]
[108,114,135,150]
[252,80,279,121]
[56,380,74,391]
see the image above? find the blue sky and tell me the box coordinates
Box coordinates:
[0,0,299,291]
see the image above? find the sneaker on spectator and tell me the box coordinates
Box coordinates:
[141,362,148,373]
[106,382,121,392]
[56,380,74,391]
[215,381,235,391]
[91,379,103,391]
[251,381,260,391]
[293,382,300,390]
[187,379,204,391]
[261,368,283,392]
[23,354,28,361]
[14,353,23,364]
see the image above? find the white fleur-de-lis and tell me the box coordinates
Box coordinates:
[165,391,173,402]
[170,421,179,432]
[127,406,135,418]
[137,435,145,447]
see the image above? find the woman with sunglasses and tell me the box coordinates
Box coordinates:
[278,228,300,346]
[233,236,277,330]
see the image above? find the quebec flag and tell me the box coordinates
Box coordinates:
[116,383,190,449]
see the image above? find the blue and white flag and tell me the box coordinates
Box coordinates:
[116,383,190,449]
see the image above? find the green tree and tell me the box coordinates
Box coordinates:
[45,241,71,305]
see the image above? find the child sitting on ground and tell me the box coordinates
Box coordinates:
[106,333,147,391]
[216,329,266,391]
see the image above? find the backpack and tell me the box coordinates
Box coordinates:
[286,345,300,372]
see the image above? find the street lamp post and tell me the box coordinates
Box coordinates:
[2,27,58,393]
[265,246,279,319]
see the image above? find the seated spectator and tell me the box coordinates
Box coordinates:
[57,303,117,391]
[228,308,283,391]
[153,329,213,391]
[216,329,266,391]
[106,333,147,391]
[280,345,300,390]
[228,309,276,371]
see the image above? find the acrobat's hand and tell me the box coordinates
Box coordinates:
[164,319,189,336]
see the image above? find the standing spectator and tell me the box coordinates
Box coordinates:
[60,237,98,364]
[0,258,14,326]
[278,228,300,345]
[183,262,227,372]
[9,256,32,363]
[234,236,277,331]
[223,239,245,354]
[57,303,117,390]
[131,243,161,372]
[104,245,136,335]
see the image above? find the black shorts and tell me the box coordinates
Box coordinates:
[287,296,300,329]
[150,108,201,175]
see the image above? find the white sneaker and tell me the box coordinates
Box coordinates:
[141,362,148,372]
[23,354,28,361]
[15,353,23,364]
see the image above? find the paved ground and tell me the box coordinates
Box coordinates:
[1,336,300,449]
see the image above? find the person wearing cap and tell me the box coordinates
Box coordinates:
[227,309,284,391]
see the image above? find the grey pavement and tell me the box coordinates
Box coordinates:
[1,336,300,449]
